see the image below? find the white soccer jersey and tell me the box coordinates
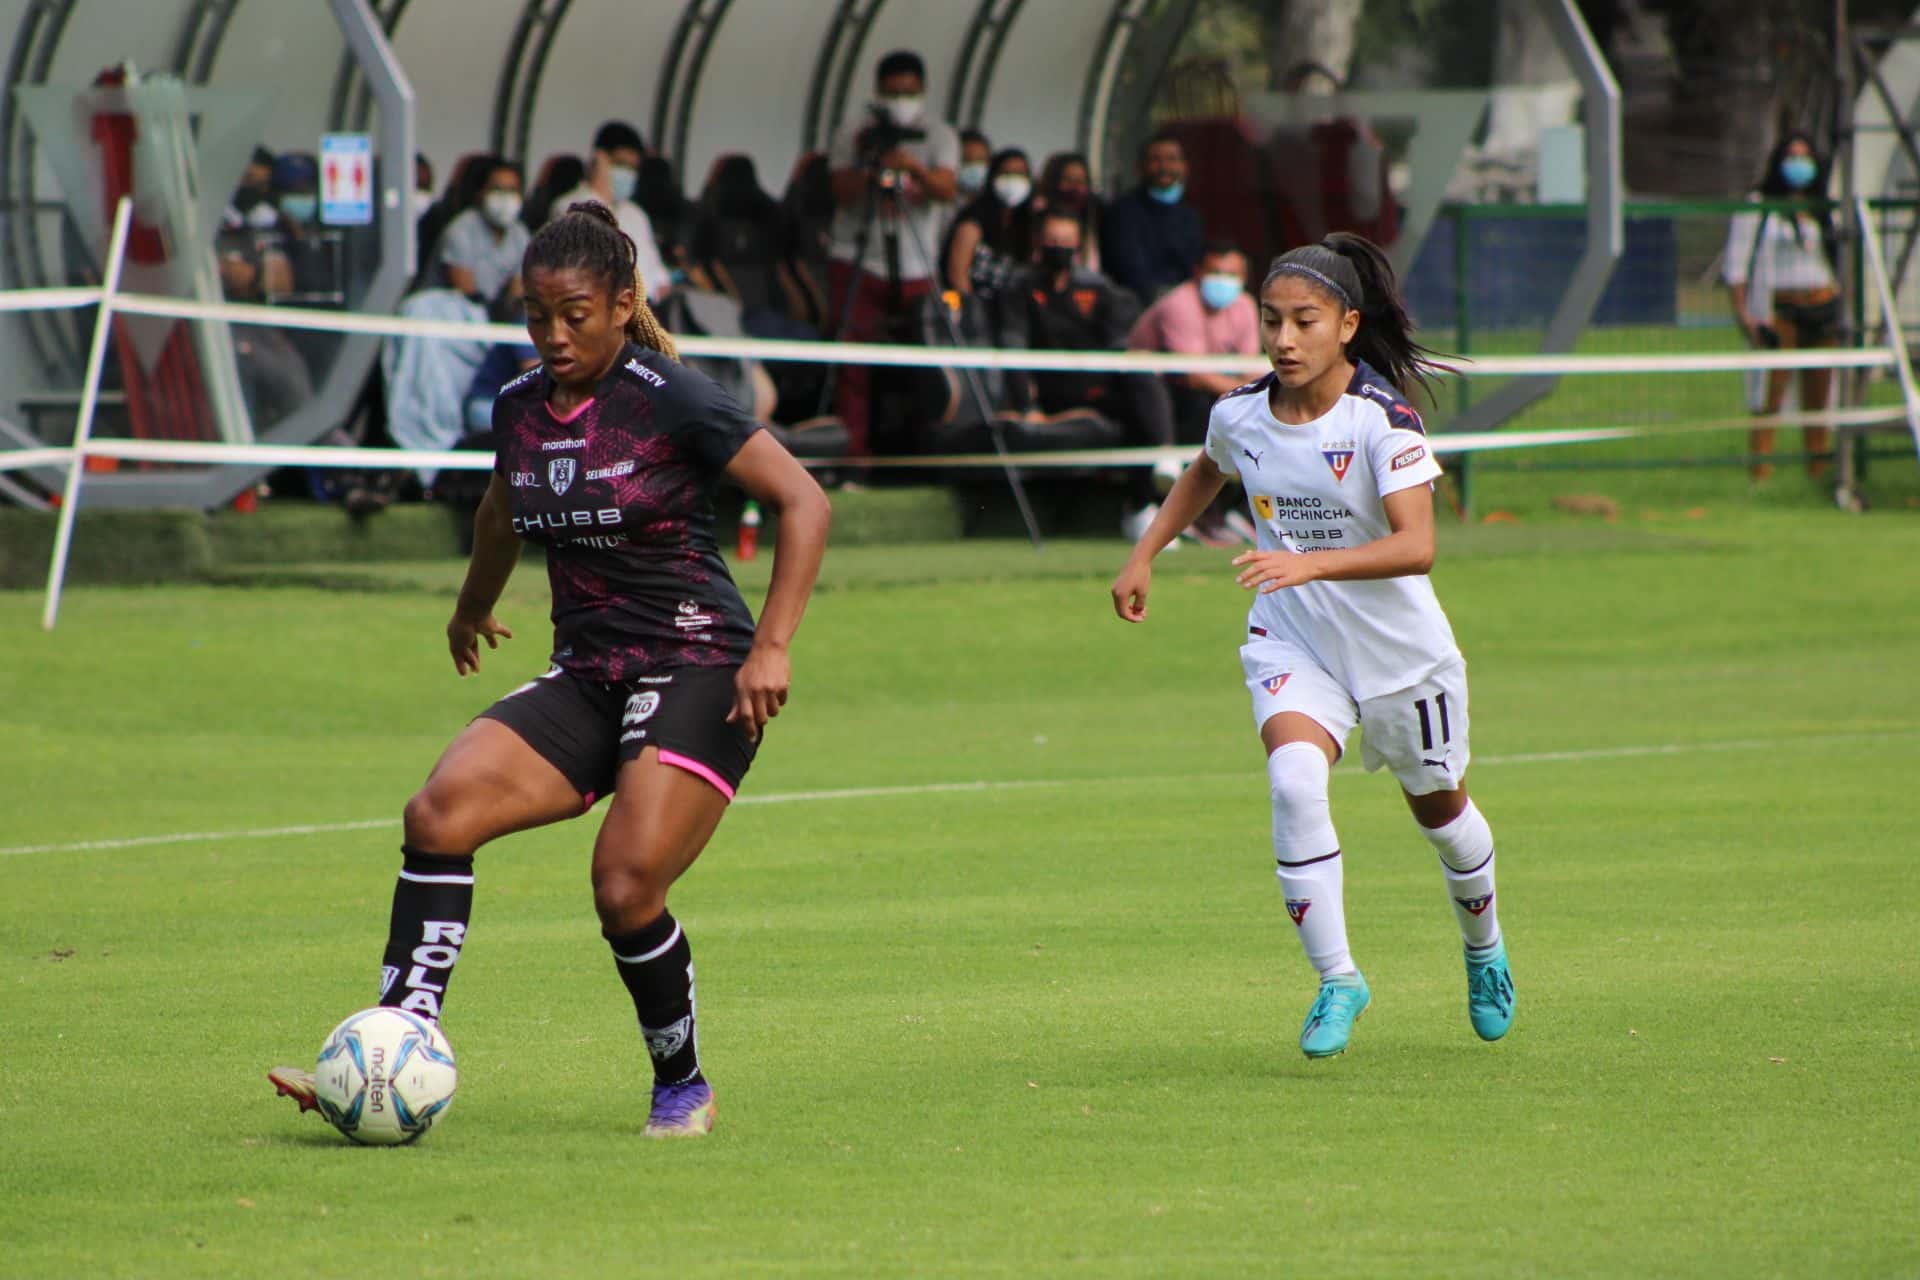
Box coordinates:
[1204,361,1461,701]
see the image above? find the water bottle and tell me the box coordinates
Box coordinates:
[736,499,761,560]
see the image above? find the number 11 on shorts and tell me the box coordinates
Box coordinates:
[1415,693,1452,752]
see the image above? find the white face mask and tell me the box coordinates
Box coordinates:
[482,190,523,229]
[414,188,434,216]
[991,174,1032,207]
[245,201,281,229]
[884,95,925,128]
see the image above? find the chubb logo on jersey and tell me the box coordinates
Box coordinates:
[625,357,666,387]
[1321,440,1357,481]
[512,508,621,533]
[1285,898,1312,925]
[548,457,577,494]
[1390,444,1427,471]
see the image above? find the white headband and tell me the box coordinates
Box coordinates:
[1271,261,1358,309]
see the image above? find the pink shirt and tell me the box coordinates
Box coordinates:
[1128,280,1259,356]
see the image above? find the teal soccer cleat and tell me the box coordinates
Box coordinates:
[1299,972,1371,1058]
[1465,941,1516,1041]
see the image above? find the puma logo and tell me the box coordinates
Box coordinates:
[1422,757,1450,769]
[1243,447,1263,467]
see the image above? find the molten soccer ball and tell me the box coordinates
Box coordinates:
[312,1007,457,1145]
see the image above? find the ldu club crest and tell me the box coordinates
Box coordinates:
[548,456,577,495]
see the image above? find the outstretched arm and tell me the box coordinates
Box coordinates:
[449,473,522,675]
[723,432,832,736]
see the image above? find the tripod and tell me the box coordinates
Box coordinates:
[819,168,1044,549]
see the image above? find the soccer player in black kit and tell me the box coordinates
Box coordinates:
[271,203,831,1136]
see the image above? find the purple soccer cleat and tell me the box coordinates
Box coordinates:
[644,1081,717,1138]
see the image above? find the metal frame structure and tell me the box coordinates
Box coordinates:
[491,0,571,169]
[948,0,1021,130]
[0,0,79,381]
[652,0,731,172]
[802,0,885,157]
[1443,0,1622,438]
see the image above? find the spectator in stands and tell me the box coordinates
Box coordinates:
[436,157,528,305]
[956,128,992,201]
[1032,152,1101,273]
[997,210,1174,538]
[943,148,1033,302]
[826,48,961,453]
[547,121,671,302]
[1724,130,1841,483]
[693,153,792,334]
[267,152,338,302]
[524,154,585,232]
[1103,132,1203,304]
[1129,239,1259,431]
[777,152,835,332]
[637,153,697,275]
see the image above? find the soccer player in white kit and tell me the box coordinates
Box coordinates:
[1110,232,1514,1058]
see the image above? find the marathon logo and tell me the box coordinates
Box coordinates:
[586,460,636,480]
[1390,444,1427,471]
[625,357,667,387]
[541,438,585,451]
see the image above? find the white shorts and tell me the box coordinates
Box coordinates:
[1239,635,1470,796]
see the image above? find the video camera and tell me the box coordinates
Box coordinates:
[855,102,927,168]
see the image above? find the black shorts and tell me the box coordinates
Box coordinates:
[1774,295,1844,347]
[478,665,757,806]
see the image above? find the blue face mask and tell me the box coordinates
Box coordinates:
[608,165,638,203]
[1199,274,1242,310]
[278,194,316,224]
[1780,155,1817,191]
[1148,181,1185,205]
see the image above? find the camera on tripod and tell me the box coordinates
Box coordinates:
[856,102,927,183]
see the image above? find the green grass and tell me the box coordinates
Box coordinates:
[3,514,1918,1278]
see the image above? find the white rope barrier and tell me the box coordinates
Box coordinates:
[3,403,1896,480]
[105,290,1900,378]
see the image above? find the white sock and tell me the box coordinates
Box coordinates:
[1422,800,1501,952]
[1268,742,1355,979]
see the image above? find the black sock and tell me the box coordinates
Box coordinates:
[605,911,703,1087]
[377,845,474,1022]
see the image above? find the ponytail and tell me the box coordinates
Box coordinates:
[523,200,680,362]
[1263,231,1453,402]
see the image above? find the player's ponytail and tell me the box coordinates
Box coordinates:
[523,200,681,362]
[1263,232,1452,402]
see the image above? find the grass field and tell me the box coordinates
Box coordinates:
[4,508,1919,1278]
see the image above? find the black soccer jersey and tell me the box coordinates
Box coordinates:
[492,345,760,680]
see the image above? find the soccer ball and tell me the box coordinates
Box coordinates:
[312,1007,457,1145]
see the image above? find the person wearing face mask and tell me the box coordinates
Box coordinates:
[825,48,961,454]
[996,211,1175,540]
[942,148,1035,302]
[1033,152,1102,273]
[438,158,531,305]
[955,129,992,205]
[1103,132,1204,304]
[1722,131,1842,484]
[549,121,671,304]
[1130,240,1261,430]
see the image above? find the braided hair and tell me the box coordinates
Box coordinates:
[522,200,679,361]
[1262,232,1451,402]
